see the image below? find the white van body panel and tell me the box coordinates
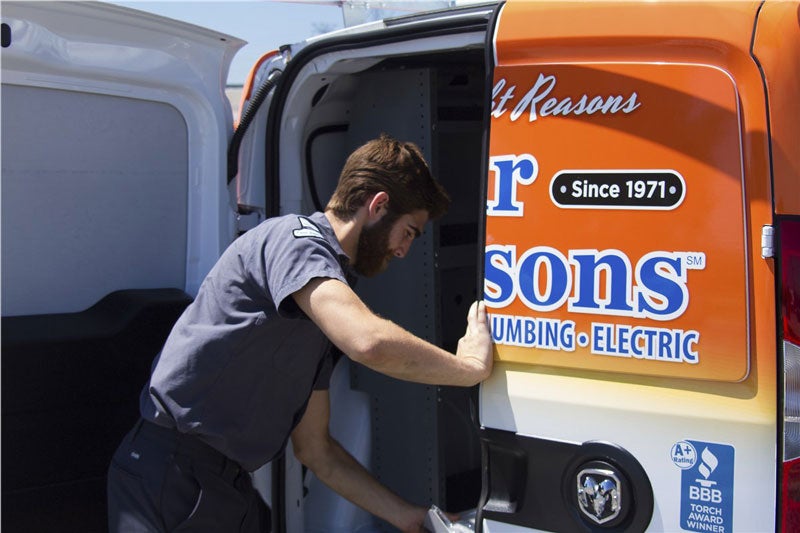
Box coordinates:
[1,1,244,314]
[480,364,776,532]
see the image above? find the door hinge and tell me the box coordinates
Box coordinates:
[761,224,774,258]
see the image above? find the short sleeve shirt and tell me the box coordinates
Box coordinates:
[139,212,355,471]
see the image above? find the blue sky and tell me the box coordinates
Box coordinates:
[112,2,346,85]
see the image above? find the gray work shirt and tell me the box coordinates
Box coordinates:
[140,212,355,471]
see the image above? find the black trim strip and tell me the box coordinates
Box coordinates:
[748,1,774,217]
[474,3,505,531]
[271,455,286,533]
[478,429,654,532]
[304,124,349,213]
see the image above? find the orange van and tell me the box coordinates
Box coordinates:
[480,2,799,531]
[2,1,798,531]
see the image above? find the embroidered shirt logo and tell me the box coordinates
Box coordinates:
[292,217,324,239]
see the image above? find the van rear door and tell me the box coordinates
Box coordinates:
[479,1,777,531]
[1,3,242,530]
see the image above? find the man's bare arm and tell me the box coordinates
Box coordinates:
[292,277,492,387]
[291,390,428,533]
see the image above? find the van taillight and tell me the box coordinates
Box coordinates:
[781,219,800,532]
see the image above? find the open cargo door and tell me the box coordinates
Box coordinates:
[478,1,777,532]
[1,3,243,531]
[232,4,502,532]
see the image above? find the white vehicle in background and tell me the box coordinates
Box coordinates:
[2,1,798,532]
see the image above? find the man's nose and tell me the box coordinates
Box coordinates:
[394,241,411,258]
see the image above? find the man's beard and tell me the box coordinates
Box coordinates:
[354,212,398,277]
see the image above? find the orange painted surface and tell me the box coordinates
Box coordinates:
[485,0,777,382]
[753,1,800,215]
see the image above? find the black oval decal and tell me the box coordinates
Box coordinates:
[550,170,685,209]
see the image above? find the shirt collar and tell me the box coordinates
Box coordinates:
[308,212,356,277]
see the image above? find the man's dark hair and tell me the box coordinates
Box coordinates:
[326,134,450,220]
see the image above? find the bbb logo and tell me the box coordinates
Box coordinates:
[689,447,721,503]
[677,440,735,533]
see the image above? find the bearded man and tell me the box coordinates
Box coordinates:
[107,134,493,533]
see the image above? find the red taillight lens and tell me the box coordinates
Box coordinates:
[781,219,800,345]
[783,457,800,532]
[782,219,800,532]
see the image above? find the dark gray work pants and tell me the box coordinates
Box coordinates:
[108,419,270,532]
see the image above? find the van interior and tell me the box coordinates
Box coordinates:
[269,47,489,528]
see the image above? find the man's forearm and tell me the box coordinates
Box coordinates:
[294,279,493,387]
[308,436,426,532]
[357,317,488,386]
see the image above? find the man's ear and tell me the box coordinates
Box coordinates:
[366,191,390,221]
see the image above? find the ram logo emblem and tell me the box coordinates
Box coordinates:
[577,467,622,524]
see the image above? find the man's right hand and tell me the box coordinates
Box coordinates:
[456,300,493,383]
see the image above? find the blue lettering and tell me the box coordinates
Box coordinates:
[641,329,658,355]
[544,320,559,347]
[683,331,699,363]
[636,253,688,320]
[507,318,522,343]
[590,324,700,363]
[658,330,674,359]
[569,250,634,314]
[487,154,538,217]
[517,247,571,312]
[631,329,644,357]
[485,247,696,324]
[617,325,631,354]
[524,319,536,344]
[488,314,576,351]
[560,321,575,349]
[484,246,516,307]
[592,323,606,353]
[490,315,505,343]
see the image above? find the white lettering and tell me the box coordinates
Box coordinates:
[491,78,516,118]
[689,486,723,503]
[494,74,642,123]
[685,522,724,532]
[690,503,723,516]
[510,73,556,122]
[571,180,621,199]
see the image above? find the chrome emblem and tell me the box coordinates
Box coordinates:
[577,467,622,524]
